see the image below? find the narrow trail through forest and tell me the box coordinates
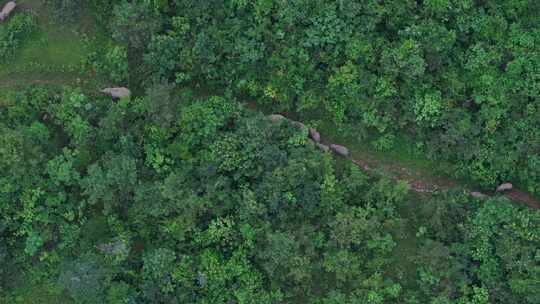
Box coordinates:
[269,112,540,210]
[6,0,537,211]
[3,65,538,210]
[348,151,540,210]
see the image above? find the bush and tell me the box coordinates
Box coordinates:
[0,13,38,63]
[58,254,110,304]
[85,44,129,83]
[46,0,84,24]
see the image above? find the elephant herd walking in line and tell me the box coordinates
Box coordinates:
[267,113,521,204]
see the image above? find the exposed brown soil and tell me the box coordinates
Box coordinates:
[351,154,539,209]
[503,190,540,209]
[304,118,540,210]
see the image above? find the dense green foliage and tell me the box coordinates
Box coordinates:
[140,0,540,194]
[45,0,84,23]
[1,1,539,303]
[1,87,539,303]
[0,12,38,63]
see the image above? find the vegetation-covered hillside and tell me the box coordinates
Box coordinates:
[0,0,539,303]
[142,0,540,194]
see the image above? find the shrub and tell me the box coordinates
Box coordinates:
[0,13,38,63]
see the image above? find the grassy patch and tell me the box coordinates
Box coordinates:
[5,24,87,70]
[0,0,104,87]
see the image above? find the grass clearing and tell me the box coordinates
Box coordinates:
[0,0,104,88]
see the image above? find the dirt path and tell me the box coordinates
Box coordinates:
[351,154,539,209]
[271,113,540,210]
[503,190,540,209]
[0,71,82,87]
[345,143,540,209]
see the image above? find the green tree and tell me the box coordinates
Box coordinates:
[111,1,162,50]
[58,254,110,303]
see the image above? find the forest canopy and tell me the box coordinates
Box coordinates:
[1,0,539,303]
[2,87,539,303]
[141,0,540,194]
